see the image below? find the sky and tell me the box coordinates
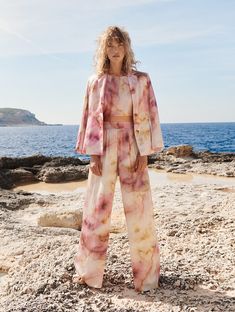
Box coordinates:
[0,0,234,125]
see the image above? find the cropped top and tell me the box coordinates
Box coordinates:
[103,74,133,119]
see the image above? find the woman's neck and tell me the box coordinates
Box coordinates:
[108,64,123,76]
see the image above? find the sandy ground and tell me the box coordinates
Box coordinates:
[0,168,235,311]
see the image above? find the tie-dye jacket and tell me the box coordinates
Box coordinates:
[75,70,164,156]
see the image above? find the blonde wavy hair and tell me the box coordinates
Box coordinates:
[93,26,140,76]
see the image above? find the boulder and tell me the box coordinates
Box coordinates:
[36,165,89,183]
[0,155,89,189]
[0,154,51,169]
[166,145,195,158]
[38,210,82,230]
[0,168,38,189]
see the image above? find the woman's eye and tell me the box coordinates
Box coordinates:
[108,43,123,48]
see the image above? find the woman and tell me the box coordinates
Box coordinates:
[73,26,164,292]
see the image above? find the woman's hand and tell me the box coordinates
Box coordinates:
[134,154,148,173]
[90,155,102,176]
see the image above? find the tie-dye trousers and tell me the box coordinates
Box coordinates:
[74,121,160,292]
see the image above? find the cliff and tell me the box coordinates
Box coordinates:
[0,108,61,126]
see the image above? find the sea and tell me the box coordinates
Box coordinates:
[0,122,234,160]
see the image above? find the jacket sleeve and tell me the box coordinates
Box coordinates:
[147,73,165,154]
[74,79,90,154]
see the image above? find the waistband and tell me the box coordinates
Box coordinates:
[103,115,133,122]
[104,121,134,129]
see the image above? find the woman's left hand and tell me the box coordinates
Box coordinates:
[134,155,148,173]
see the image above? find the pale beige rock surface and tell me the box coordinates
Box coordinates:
[0,150,234,311]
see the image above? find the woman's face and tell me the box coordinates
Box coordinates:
[106,39,126,64]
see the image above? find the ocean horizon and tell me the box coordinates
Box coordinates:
[0,122,234,159]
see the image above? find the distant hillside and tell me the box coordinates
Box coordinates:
[0,108,62,127]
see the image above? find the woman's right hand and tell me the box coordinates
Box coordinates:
[90,155,102,176]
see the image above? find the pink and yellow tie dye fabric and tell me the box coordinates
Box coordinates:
[74,119,160,292]
[103,74,133,118]
[75,71,164,156]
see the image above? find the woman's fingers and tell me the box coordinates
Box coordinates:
[98,159,102,175]
[90,157,102,176]
[91,165,100,176]
[134,156,139,171]
[135,155,147,173]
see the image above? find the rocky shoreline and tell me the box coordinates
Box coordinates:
[0,145,234,311]
[1,145,234,191]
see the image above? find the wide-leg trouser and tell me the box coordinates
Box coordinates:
[74,121,160,292]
